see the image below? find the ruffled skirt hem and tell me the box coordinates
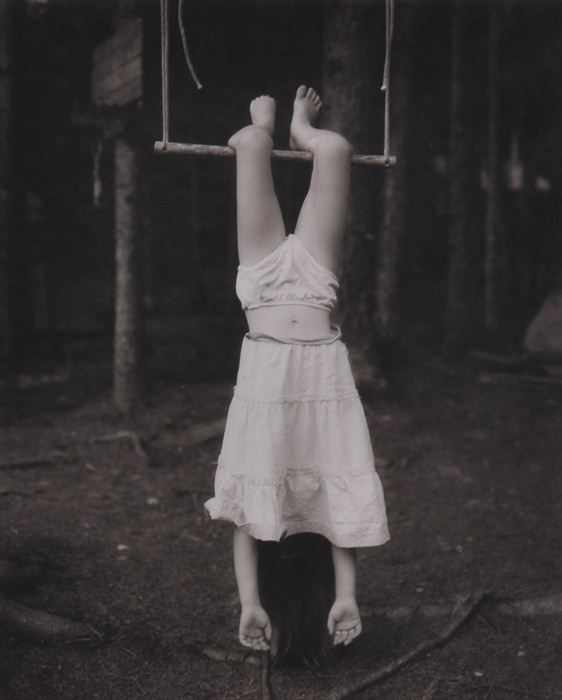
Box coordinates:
[204,501,390,548]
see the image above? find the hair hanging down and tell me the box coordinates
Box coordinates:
[258,534,335,666]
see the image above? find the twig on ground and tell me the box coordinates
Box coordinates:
[185,642,261,667]
[260,651,275,700]
[329,590,488,700]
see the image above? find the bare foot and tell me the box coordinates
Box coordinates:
[239,603,272,651]
[327,597,362,647]
[228,95,276,149]
[249,95,276,135]
[290,85,322,151]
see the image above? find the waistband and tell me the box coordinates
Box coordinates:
[245,324,342,346]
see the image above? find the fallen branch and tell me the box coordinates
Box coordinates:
[0,593,103,645]
[329,590,488,700]
[185,642,261,667]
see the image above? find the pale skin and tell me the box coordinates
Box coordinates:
[229,86,361,651]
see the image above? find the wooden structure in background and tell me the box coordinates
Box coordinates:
[92,18,142,107]
[154,0,396,167]
[90,14,145,414]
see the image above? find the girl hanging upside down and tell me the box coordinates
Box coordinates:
[205,85,389,658]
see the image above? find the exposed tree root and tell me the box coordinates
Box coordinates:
[329,590,488,700]
[0,451,73,471]
[0,593,103,645]
[181,418,226,448]
[89,419,226,463]
[186,589,562,699]
[90,430,148,459]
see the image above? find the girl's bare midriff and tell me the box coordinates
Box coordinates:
[245,304,334,340]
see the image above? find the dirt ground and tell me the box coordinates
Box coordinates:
[1,336,562,700]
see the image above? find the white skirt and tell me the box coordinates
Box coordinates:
[204,330,390,548]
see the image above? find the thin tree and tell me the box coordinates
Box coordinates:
[113,134,145,414]
[445,0,472,353]
[0,0,13,380]
[322,0,378,344]
[484,2,502,333]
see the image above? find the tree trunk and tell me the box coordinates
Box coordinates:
[113,136,144,414]
[445,0,472,353]
[0,0,14,375]
[373,0,416,370]
[484,4,502,332]
[322,0,378,342]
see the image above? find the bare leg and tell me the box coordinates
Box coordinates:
[291,86,352,273]
[233,528,272,651]
[228,96,286,266]
[327,546,362,646]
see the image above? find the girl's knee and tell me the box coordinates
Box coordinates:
[314,131,353,159]
[229,125,273,152]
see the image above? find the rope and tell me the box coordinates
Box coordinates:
[381,0,395,164]
[160,0,169,148]
[178,0,203,90]
[158,0,394,165]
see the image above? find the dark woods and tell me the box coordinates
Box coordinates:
[0,0,561,410]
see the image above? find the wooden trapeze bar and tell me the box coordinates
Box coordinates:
[154,0,396,168]
[153,140,396,167]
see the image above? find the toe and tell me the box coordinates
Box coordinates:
[296,85,306,98]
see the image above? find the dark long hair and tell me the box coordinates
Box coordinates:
[257,533,335,666]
